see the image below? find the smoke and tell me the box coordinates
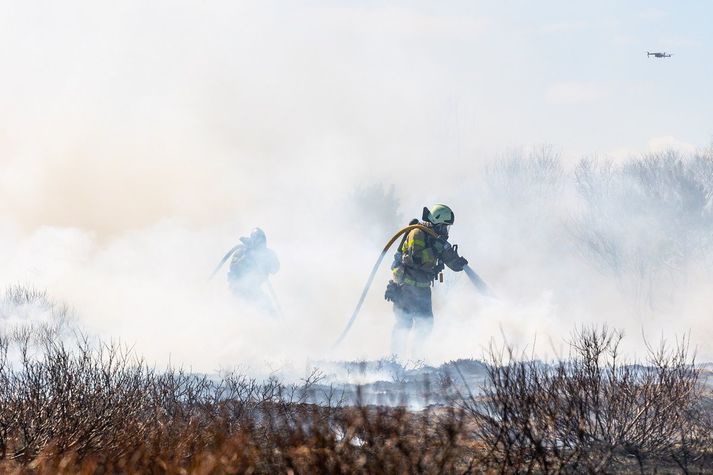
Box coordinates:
[2,1,713,375]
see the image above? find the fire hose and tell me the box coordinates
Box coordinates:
[208,245,241,281]
[333,224,492,348]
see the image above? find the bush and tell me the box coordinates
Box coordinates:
[461,326,712,472]
[0,329,469,473]
[2,287,712,472]
[573,151,713,279]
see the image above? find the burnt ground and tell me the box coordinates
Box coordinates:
[305,358,489,408]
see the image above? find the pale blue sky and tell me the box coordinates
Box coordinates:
[234,0,713,162]
[293,0,713,158]
[460,0,713,156]
[1,0,711,192]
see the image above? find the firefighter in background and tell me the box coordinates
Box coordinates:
[227,228,280,316]
[385,204,468,357]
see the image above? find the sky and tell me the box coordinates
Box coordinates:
[0,1,712,372]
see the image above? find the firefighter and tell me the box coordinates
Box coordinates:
[385,204,468,357]
[227,228,280,316]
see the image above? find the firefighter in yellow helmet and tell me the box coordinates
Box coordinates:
[385,204,468,357]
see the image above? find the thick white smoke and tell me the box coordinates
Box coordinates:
[1,1,712,375]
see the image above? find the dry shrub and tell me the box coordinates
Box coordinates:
[2,292,713,473]
[0,331,470,473]
[461,326,713,473]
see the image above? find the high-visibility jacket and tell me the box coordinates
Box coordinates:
[392,223,445,287]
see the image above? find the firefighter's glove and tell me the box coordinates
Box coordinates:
[384,280,400,302]
[440,244,458,265]
[441,244,468,272]
[450,256,469,272]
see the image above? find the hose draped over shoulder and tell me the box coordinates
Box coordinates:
[332,224,439,348]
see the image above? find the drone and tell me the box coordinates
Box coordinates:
[647,51,672,58]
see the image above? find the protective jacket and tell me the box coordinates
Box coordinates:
[227,237,280,290]
[391,221,466,287]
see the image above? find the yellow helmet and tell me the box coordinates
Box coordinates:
[423,204,455,225]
